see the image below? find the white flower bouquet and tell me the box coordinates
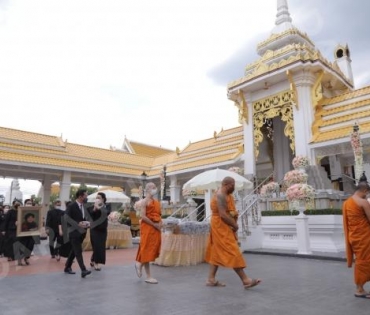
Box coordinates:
[292,155,310,169]
[260,182,280,197]
[182,189,197,197]
[108,211,121,224]
[228,166,243,175]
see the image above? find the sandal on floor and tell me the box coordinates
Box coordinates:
[206,280,226,287]
[354,293,370,299]
[244,279,261,289]
[145,278,158,284]
[134,262,142,278]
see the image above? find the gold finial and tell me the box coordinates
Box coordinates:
[213,131,217,139]
[176,147,180,155]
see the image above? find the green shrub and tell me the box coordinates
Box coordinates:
[261,209,342,216]
[262,210,298,216]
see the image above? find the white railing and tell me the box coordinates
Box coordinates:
[239,172,274,236]
[181,202,206,222]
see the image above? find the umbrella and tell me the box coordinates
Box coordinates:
[183,168,253,192]
[87,189,131,203]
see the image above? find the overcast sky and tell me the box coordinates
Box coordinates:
[0,0,369,197]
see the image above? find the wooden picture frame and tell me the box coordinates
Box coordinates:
[16,206,42,237]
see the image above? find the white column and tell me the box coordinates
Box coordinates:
[59,171,71,208]
[243,93,256,178]
[295,211,312,255]
[169,175,180,204]
[41,175,52,220]
[292,71,316,157]
[204,190,212,219]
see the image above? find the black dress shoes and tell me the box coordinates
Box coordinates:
[64,267,76,274]
[81,270,91,278]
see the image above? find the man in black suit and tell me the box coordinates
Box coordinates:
[64,189,91,278]
[46,199,64,260]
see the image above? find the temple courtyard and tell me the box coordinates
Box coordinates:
[0,244,369,315]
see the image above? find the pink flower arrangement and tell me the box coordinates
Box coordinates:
[283,170,308,186]
[292,155,310,169]
[286,184,315,202]
[108,211,121,223]
[260,182,279,197]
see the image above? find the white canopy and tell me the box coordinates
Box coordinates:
[183,168,253,192]
[87,189,130,203]
[182,169,253,219]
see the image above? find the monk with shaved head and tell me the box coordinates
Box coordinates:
[343,181,370,299]
[205,176,261,289]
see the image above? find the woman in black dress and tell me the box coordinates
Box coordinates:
[87,192,109,271]
[1,200,21,262]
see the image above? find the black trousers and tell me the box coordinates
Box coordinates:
[90,229,107,264]
[48,230,62,257]
[15,236,35,260]
[65,233,86,271]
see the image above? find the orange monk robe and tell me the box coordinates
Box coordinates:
[205,193,246,268]
[136,200,162,263]
[343,197,370,285]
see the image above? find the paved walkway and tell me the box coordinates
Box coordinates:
[0,244,369,315]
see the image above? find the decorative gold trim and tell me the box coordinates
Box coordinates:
[271,201,289,211]
[311,71,325,142]
[253,90,295,158]
[257,28,315,52]
[311,71,324,111]
[234,90,248,124]
[286,70,298,109]
[228,44,352,90]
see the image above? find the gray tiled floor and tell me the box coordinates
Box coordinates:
[1,254,369,315]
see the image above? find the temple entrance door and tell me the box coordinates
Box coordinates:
[272,116,294,183]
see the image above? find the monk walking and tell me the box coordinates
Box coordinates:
[205,176,261,289]
[343,181,370,298]
[135,182,162,284]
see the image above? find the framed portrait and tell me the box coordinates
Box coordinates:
[17,206,42,237]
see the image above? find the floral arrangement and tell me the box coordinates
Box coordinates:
[292,155,310,169]
[228,166,243,175]
[134,200,144,211]
[260,182,280,197]
[286,184,315,202]
[283,170,308,186]
[108,211,121,224]
[182,189,197,197]
[351,125,363,182]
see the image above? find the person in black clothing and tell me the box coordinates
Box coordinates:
[1,200,21,262]
[46,199,64,260]
[87,192,109,271]
[0,206,5,257]
[64,189,91,278]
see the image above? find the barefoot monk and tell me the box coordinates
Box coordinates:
[135,182,162,284]
[205,176,261,289]
[343,181,370,299]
